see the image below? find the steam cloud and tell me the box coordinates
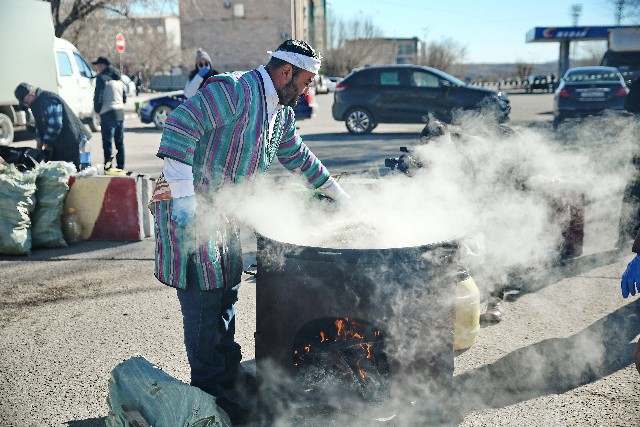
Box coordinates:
[209,111,637,425]
[216,111,636,280]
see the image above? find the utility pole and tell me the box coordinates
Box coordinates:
[570,3,583,25]
[614,0,626,25]
[570,4,583,65]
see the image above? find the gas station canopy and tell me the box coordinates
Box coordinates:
[526,26,621,43]
[526,25,638,77]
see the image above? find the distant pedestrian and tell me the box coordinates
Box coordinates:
[184,48,219,98]
[132,71,144,96]
[92,56,127,170]
[14,82,90,170]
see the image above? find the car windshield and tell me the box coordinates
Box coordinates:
[564,69,621,82]
[429,68,466,86]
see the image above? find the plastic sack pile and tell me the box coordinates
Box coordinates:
[0,162,70,255]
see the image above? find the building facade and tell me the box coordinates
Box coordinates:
[179,0,326,72]
[344,37,420,66]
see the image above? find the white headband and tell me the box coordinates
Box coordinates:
[267,50,322,74]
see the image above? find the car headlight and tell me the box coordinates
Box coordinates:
[139,101,151,111]
[496,91,509,102]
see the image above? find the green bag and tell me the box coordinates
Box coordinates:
[0,164,37,255]
[31,162,70,248]
[106,356,232,427]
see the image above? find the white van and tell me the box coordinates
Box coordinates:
[54,38,100,131]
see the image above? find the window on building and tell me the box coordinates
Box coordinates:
[398,42,415,56]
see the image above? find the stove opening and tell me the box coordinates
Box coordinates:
[292,317,390,403]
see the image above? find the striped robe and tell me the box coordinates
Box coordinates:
[152,69,331,290]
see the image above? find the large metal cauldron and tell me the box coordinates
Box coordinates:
[255,233,460,422]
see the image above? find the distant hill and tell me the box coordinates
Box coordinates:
[454,61,558,81]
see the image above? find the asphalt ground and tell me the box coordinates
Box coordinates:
[1,91,639,426]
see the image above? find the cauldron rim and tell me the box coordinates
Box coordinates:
[256,232,460,264]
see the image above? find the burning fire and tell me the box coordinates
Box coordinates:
[293,317,382,381]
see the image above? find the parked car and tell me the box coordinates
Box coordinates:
[326,76,341,92]
[331,65,510,135]
[553,66,629,123]
[526,74,551,93]
[313,75,330,94]
[139,88,315,129]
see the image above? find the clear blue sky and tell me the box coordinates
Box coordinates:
[329,0,625,63]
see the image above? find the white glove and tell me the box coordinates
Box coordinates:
[319,177,350,205]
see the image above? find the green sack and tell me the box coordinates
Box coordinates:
[106,356,232,427]
[32,162,70,248]
[0,164,37,255]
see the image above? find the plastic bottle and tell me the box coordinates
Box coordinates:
[453,268,480,351]
[62,207,82,244]
[79,135,91,171]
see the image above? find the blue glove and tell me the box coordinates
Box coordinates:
[621,254,640,298]
[171,195,197,227]
[197,66,210,78]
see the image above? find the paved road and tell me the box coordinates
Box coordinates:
[1,90,639,426]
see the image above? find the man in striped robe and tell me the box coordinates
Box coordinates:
[150,39,348,421]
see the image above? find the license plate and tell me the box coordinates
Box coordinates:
[580,91,604,98]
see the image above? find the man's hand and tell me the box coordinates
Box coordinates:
[171,195,197,227]
[197,66,210,78]
[319,177,350,206]
[621,254,640,298]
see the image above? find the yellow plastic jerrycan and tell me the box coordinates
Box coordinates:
[453,268,480,350]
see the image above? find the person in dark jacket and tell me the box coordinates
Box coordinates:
[14,83,90,170]
[92,57,127,170]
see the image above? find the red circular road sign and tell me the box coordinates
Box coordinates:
[116,33,125,52]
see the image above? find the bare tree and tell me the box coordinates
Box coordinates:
[575,43,608,66]
[607,0,640,24]
[45,1,179,84]
[321,15,391,76]
[419,37,467,74]
[45,0,174,38]
[514,62,534,81]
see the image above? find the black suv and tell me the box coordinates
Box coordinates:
[331,65,510,134]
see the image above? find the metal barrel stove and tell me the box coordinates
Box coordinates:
[255,233,460,424]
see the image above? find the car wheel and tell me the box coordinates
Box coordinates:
[152,106,173,129]
[345,108,374,135]
[88,112,101,132]
[0,113,14,146]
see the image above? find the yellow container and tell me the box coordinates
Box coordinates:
[453,269,480,350]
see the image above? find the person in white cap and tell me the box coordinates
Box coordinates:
[149,39,349,424]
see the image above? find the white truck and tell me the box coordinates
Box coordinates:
[0,0,99,145]
[600,27,640,84]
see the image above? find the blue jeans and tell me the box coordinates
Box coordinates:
[176,256,242,397]
[100,112,125,169]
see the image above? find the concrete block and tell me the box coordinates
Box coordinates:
[64,175,153,241]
